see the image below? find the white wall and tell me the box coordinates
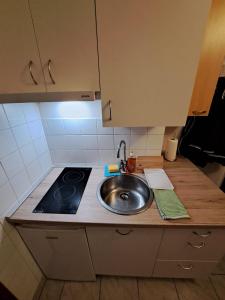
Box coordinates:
[0,103,52,217]
[0,103,51,300]
[39,101,165,166]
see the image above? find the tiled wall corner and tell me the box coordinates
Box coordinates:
[39,102,165,166]
[0,103,52,217]
[0,103,51,300]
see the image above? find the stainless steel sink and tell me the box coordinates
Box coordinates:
[97,174,153,215]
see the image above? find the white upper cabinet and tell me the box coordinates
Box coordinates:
[0,0,45,93]
[96,0,211,127]
[29,0,100,93]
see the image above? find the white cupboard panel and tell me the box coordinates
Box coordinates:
[86,226,162,277]
[29,0,99,92]
[96,0,211,126]
[17,226,95,281]
[0,0,45,93]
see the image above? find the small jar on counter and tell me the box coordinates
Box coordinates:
[127,152,136,173]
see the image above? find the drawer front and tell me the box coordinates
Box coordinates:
[153,260,218,278]
[158,228,225,261]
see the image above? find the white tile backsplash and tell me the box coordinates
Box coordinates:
[0,163,8,187]
[114,135,130,149]
[33,136,49,155]
[99,150,118,164]
[0,105,9,129]
[40,102,164,165]
[64,135,82,149]
[114,127,131,135]
[22,103,41,122]
[1,151,24,178]
[0,182,17,217]
[130,134,147,149]
[3,103,26,127]
[20,143,37,166]
[63,119,82,134]
[81,135,98,149]
[97,119,113,135]
[131,127,148,135]
[98,135,115,150]
[0,129,17,158]
[0,103,52,217]
[10,170,31,199]
[28,120,44,140]
[45,119,65,135]
[12,124,31,147]
[26,159,43,183]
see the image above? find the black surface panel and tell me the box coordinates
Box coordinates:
[33,167,92,214]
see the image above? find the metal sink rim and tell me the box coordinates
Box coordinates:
[97,174,153,215]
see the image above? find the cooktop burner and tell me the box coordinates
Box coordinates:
[33,167,92,214]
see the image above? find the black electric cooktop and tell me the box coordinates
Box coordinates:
[33,167,92,214]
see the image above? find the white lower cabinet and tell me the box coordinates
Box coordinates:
[153,228,225,278]
[153,260,218,278]
[86,227,163,277]
[17,226,95,281]
[157,228,225,261]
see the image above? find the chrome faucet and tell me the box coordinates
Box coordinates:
[117,140,127,173]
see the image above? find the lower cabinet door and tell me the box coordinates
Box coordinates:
[153,260,218,278]
[17,226,95,281]
[86,227,162,277]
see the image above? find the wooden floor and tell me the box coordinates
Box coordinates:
[39,275,225,300]
[39,256,225,300]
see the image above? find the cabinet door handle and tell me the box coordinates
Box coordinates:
[178,264,193,270]
[48,59,56,84]
[116,229,133,235]
[187,241,205,249]
[45,236,58,239]
[29,61,38,85]
[108,100,112,121]
[192,231,211,238]
[192,110,206,116]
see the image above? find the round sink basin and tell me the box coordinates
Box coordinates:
[97,174,153,215]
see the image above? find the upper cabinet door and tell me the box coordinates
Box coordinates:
[29,0,100,93]
[96,0,211,127]
[0,0,45,94]
[188,0,225,116]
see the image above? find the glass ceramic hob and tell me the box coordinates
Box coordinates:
[33,167,92,214]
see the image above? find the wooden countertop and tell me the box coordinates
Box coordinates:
[8,157,225,227]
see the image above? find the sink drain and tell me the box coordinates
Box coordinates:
[120,192,129,200]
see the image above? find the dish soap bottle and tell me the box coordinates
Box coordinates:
[127,152,136,173]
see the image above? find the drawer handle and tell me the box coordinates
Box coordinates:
[29,60,38,85]
[116,229,133,235]
[48,59,56,84]
[45,236,58,239]
[108,100,112,121]
[192,231,211,238]
[178,264,193,270]
[188,241,205,249]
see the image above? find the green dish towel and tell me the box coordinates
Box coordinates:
[154,189,190,220]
